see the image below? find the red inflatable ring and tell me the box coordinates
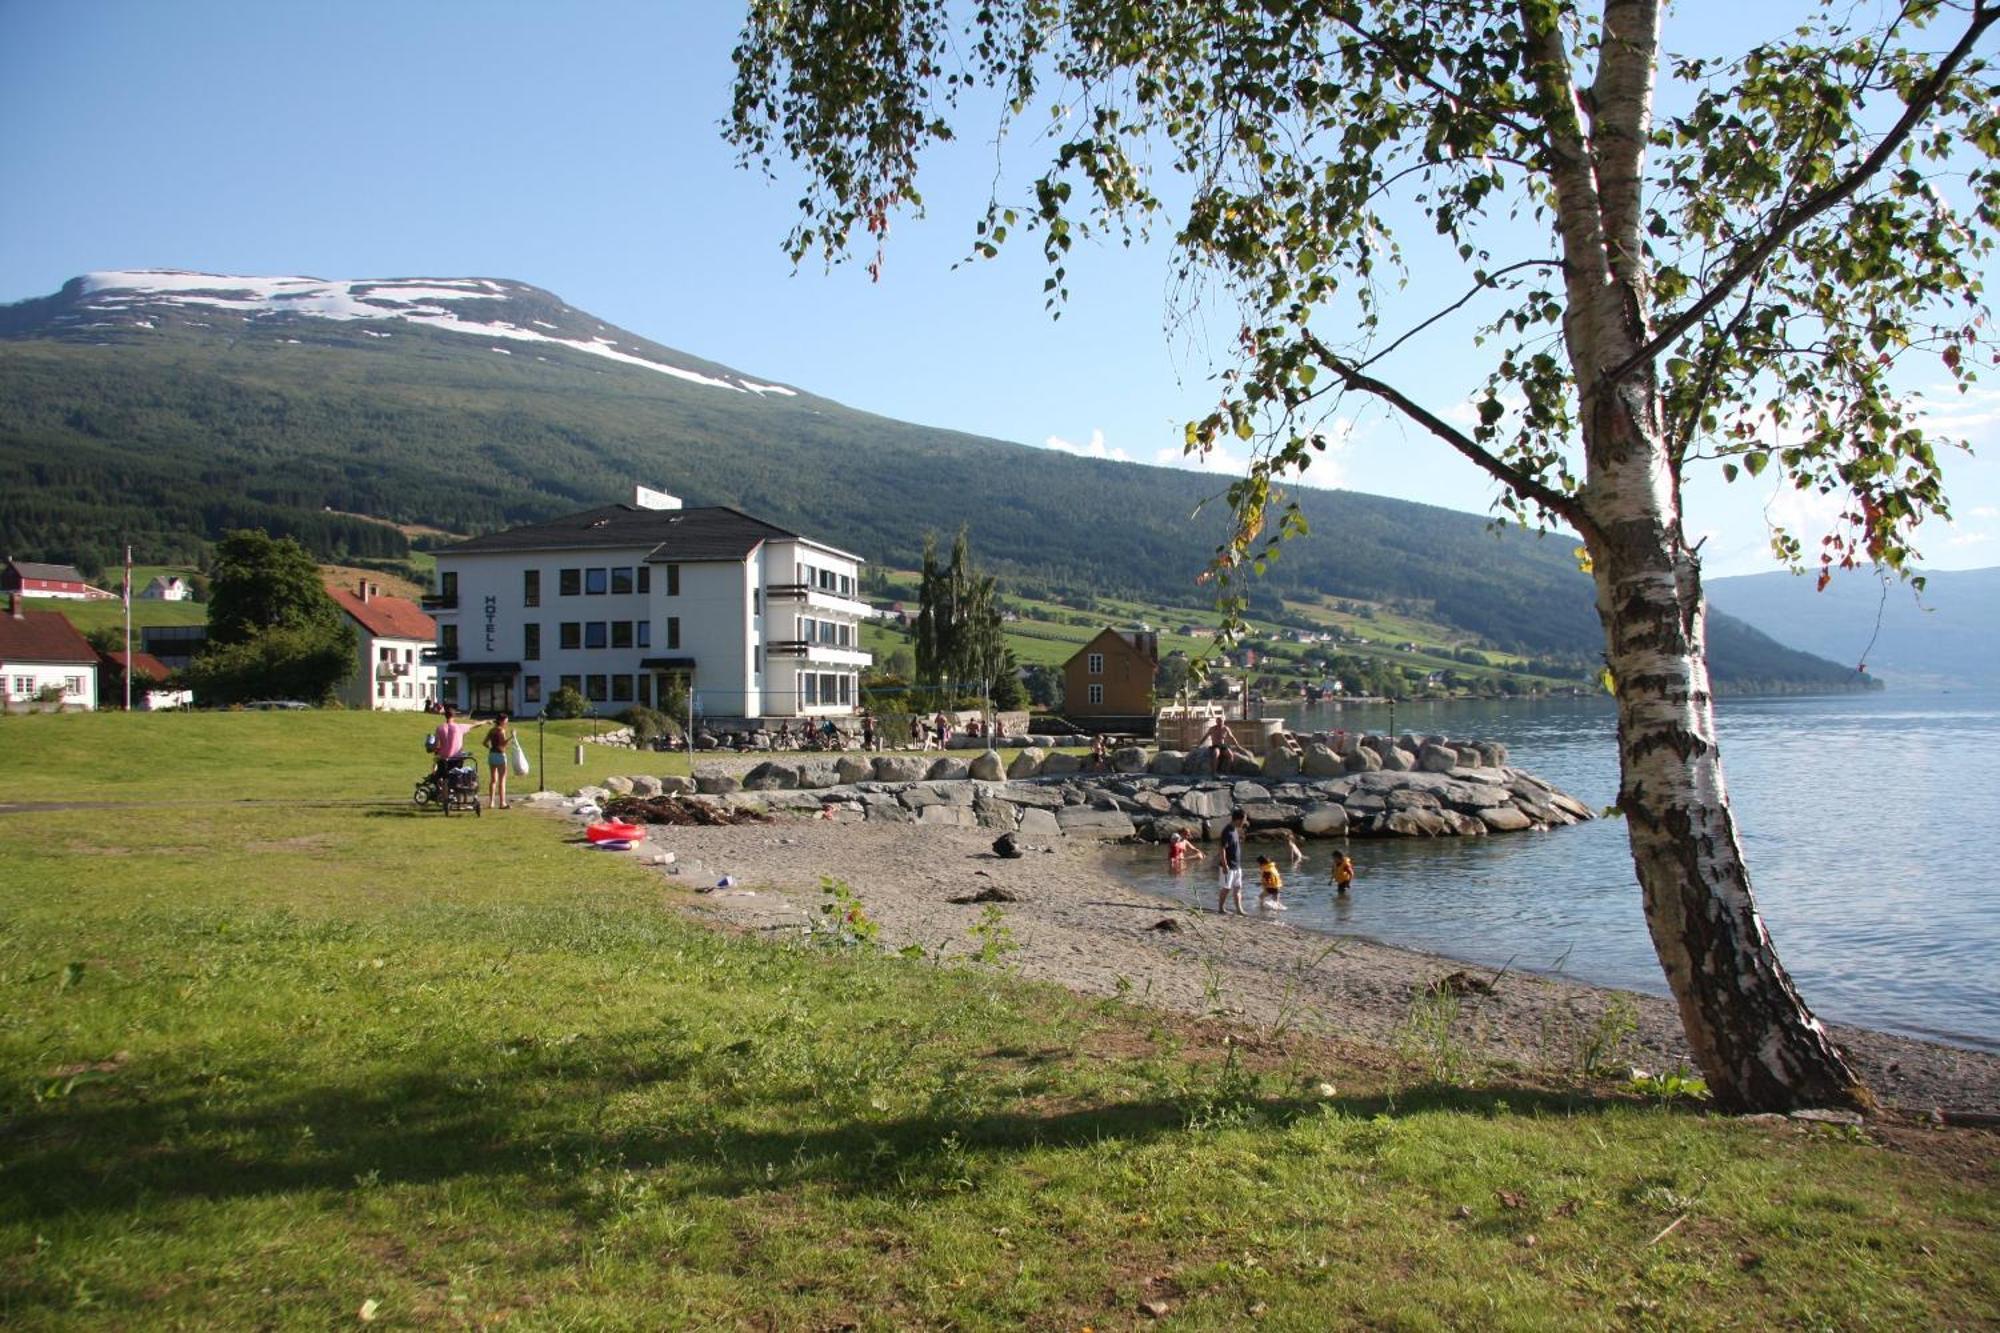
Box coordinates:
[586,820,643,843]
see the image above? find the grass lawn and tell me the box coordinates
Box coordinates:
[2,715,1994,1328]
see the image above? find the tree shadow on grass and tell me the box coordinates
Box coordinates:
[1,1033,1636,1224]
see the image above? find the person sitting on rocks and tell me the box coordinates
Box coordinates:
[1087,733,1110,772]
[1203,717,1240,774]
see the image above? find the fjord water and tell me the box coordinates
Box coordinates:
[1109,691,2000,1051]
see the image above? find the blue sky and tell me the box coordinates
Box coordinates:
[3,0,1995,576]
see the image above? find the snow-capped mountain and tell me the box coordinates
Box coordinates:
[1,269,799,398]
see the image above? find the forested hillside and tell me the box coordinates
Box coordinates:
[0,272,1869,689]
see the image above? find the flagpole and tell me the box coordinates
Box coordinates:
[122,546,132,712]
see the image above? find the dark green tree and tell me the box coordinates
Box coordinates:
[914,527,1008,704]
[728,0,1999,1113]
[191,529,355,705]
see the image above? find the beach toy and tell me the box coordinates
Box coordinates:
[586,820,643,843]
[716,875,737,889]
[592,839,634,851]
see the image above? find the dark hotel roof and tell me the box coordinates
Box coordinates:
[441,504,803,563]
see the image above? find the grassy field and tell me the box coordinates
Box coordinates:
[2,714,1994,1328]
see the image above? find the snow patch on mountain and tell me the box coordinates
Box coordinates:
[73,270,794,396]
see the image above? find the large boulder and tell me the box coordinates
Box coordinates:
[1001,782,1067,808]
[1345,747,1383,773]
[926,756,971,781]
[1040,751,1084,776]
[1299,802,1349,836]
[1179,787,1234,819]
[1017,807,1062,837]
[1148,749,1187,776]
[1302,743,1345,778]
[1261,747,1302,780]
[658,775,695,796]
[835,755,874,785]
[1478,741,1508,767]
[872,755,926,783]
[694,773,741,796]
[1231,781,1272,802]
[743,761,802,790]
[1384,809,1453,837]
[918,803,977,828]
[1111,745,1150,774]
[1381,747,1416,773]
[1056,806,1137,837]
[1417,743,1458,775]
[1006,747,1047,779]
[968,750,1006,782]
[1479,804,1537,832]
[795,760,840,790]
[1133,789,1175,815]
[1182,744,1219,775]
[1239,801,1297,830]
[630,775,664,798]
[604,775,635,796]
[1454,744,1483,767]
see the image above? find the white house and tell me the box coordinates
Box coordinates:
[427,488,872,721]
[140,575,190,601]
[0,595,98,710]
[326,580,440,712]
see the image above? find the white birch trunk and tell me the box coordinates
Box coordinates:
[1532,0,1866,1111]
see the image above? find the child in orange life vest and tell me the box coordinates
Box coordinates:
[1167,829,1204,872]
[1331,851,1356,895]
[1257,856,1286,911]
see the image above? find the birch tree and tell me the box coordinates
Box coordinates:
[729,0,1998,1110]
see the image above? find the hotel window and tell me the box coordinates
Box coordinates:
[636,622,650,648]
[611,674,634,702]
[559,622,581,651]
[440,624,459,657]
[636,675,652,708]
[524,676,542,704]
[637,566,650,594]
[585,568,608,595]
[611,567,634,595]
[524,623,540,661]
[559,568,581,597]
[439,570,458,603]
[586,675,608,701]
[839,675,852,705]
[803,673,818,705]
[560,675,581,694]
[1088,653,1104,675]
[664,564,680,596]
[666,617,680,650]
[610,621,633,649]
[1089,684,1104,705]
[523,569,540,607]
[585,622,608,649]
[839,574,854,596]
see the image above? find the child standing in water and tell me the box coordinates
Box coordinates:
[1167,829,1205,872]
[1257,856,1286,911]
[1331,851,1356,895]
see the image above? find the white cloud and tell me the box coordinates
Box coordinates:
[1946,529,1993,548]
[1970,505,1999,520]
[1043,428,1131,463]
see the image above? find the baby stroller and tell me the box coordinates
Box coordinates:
[414,735,482,815]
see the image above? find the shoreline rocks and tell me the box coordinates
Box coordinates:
[562,760,1593,842]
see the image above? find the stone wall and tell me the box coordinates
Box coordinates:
[570,732,1591,841]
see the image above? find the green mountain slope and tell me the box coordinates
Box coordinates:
[1708,566,2000,689]
[0,272,1868,690]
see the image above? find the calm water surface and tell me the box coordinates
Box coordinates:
[1106,691,2000,1051]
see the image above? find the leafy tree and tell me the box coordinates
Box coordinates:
[192,529,355,704]
[989,648,1027,710]
[728,0,2000,1110]
[543,686,589,720]
[914,528,1009,703]
[1021,663,1064,709]
[206,530,345,646]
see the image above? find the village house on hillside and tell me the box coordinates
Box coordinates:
[2,559,108,602]
[427,487,871,722]
[1062,627,1159,719]
[140,574,190,601]
[327,579,439,712]
[0,594,98,710]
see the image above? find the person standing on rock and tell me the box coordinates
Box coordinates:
[1216,809,1249,914]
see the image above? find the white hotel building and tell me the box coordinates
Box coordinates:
[427,489,872,722]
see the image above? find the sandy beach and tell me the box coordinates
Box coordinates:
[600,809,2000,1117]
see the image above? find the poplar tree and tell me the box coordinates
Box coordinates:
[730,0,1999,1110]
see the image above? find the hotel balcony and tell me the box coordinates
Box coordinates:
[763,582,875,620]
[765,640,873,668]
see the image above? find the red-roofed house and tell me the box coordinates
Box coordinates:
[3,558,109,601]
[98,649,192,711]
[327,580,439,711]
[0,595,98,710]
